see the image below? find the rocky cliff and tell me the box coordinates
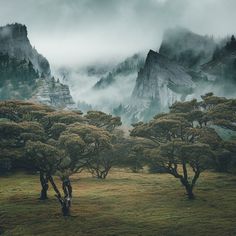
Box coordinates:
[0,23,50,76]
[0,23,74,108]
[113,50,195,123]
[32,77,74,108]
[132,50,195,105]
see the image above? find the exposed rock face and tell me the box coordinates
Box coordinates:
[0,23,50,76]
[0,53,39,100]
[0,23,75,108]
[32,78,75,108]
[159,27,217,70]
[114,50,195,123]
[132,50,195,106]
[94,53,145,89]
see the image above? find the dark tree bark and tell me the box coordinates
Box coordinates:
[48,175,71,217]
[88,159,112,179]
[180,178,195,200]
[165,161,201,200]
[62,177,72,214]
[39,172,49,200]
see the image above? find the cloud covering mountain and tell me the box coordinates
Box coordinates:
[0,0,235,67]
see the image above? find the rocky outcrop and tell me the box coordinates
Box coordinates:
[32,77,75,108]
[114,50,195,123]
[132,50,195,105]
[0,23,50,76]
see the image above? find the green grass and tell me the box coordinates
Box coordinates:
[0,169,236,236]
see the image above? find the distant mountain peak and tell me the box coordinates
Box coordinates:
[0,23,50,76]
[0,23,75,108]
[159,27,216,70]
[0,23,28,39]
[132,50,194,100]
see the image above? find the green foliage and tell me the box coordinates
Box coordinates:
[25,140,66,173]
[85,110,122,132]
[60,123,112,177]
[41,111,85,129]
[48,123,67,140]
[83,111,122,178]
[0,158,12,174]
[130,94,236,199]
[128,145,145,173]
[0,100,122,215]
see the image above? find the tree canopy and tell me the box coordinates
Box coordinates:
[130,93,236,199]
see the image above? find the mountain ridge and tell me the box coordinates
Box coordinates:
[0,23,74,108]
[0,23,51,76]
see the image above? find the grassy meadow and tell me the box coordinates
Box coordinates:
[0,169,236,236]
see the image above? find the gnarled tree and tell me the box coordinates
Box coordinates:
[84,111,122,179]
[130,96,227,199]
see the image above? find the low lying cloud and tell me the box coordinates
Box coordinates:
[0,0,235,67]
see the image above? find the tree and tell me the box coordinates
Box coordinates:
[131,113,217,199]
[84,111,122,179]
[25,141,73,216]
[0,101,85,216]
[85,110,122,132]
[128,145,145,173]
[130,94,235,199]
[217,139,236,173]
[60,123,112,179]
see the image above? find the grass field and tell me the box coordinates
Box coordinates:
[0,169,236,236]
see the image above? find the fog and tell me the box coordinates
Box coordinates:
[0,0,236,67]
[61,70,138,113]
[1,0,236,121]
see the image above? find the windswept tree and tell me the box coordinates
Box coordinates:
[85,110,122,132]
[60,123,112,179]
[84,111,122,179]
[0,119,45,173]
[131,113,217,199]
[26,141,73,216]
[0,101,86,216]
[130,94,236,199]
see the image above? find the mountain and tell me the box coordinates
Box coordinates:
[32,77,74,108]
[132,50,194,103]
[0,53,39,99]
[0,23,74,108]
[0,23,50,76]
[113,50,195,123]
[93,53,145,89]
[159,27,217,70]
[202,35,236,82]
[113,30,236,124]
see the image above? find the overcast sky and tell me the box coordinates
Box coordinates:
[0,0,235,67]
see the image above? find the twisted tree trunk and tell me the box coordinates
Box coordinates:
[48,175,71,217]
[39,172,49,200]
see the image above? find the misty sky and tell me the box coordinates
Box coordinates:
[0,0,236,67]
